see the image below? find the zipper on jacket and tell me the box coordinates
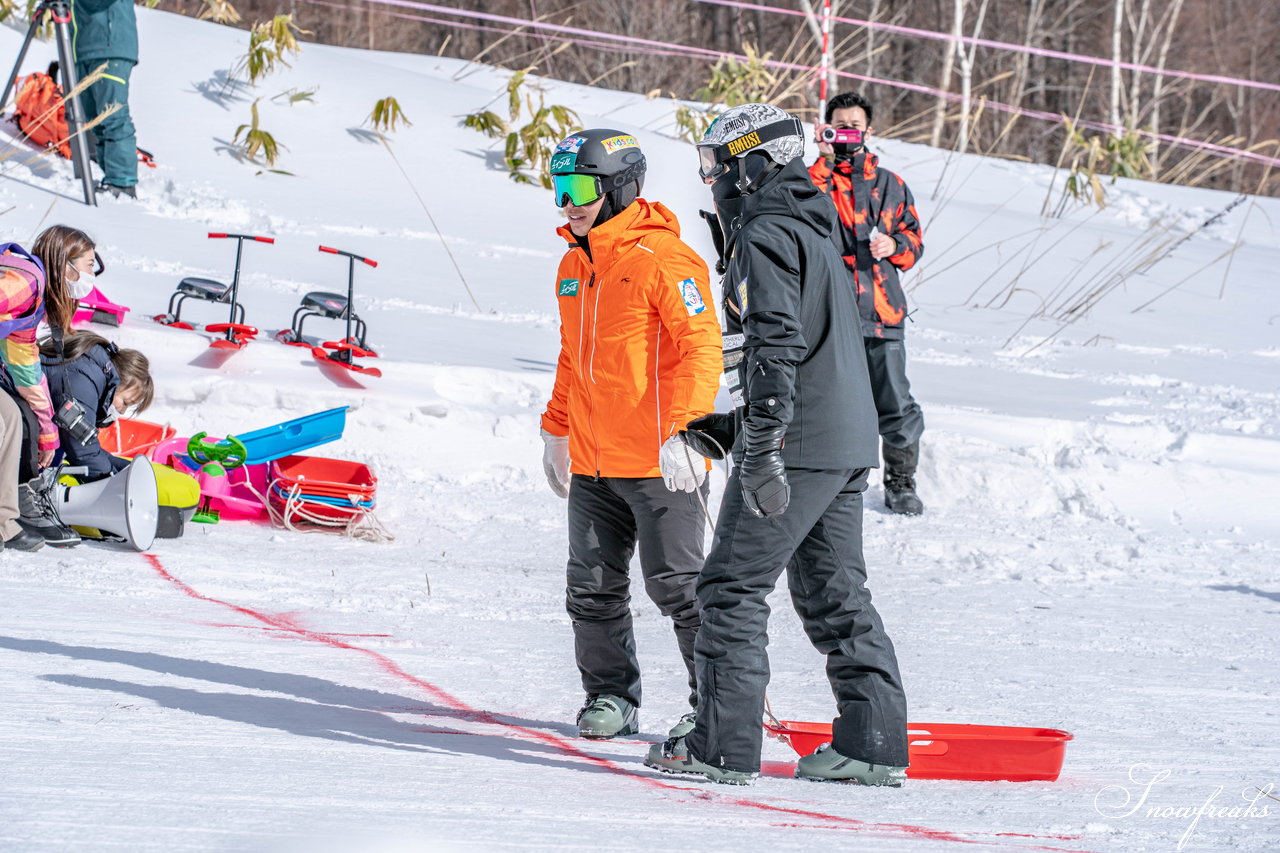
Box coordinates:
[580,272,603,478]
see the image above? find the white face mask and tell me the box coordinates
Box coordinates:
[102,404,120,425]
[68,269,95,300]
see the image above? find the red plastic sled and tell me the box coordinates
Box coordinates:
[98,417,177,458]
[765,720,1073,782]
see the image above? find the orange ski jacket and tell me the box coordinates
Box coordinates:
[541,199,722,479]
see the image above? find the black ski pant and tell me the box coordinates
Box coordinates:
[565,474,707,709]
[686,467,909,773]
[864,337,924,450]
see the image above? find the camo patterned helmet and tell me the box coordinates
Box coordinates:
[696,103,804,182]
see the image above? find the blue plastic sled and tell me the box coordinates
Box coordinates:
[238,406,349,464]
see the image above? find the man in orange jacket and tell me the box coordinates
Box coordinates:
[540,129,722,740]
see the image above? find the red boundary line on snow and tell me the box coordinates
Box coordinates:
[140,554,1090,851]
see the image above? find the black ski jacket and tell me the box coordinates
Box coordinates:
[41,341,128,480]
[717,158,879,470]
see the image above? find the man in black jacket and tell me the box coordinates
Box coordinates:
[644,103,909,786]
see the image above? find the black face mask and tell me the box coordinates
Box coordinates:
[832,141,866,159]
[590,180,641,229]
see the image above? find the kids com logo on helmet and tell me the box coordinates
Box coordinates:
[549,129,647,209]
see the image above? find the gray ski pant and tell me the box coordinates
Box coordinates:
[864,338,924,449]
[686,467,909,773]
[565,474,707,708]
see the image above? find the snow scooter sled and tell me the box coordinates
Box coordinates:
[276,245,381,377]
[67,253,130,326]
[154,232,274,350]
[73,285,130,326]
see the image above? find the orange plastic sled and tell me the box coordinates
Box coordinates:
[765,720,1073,782]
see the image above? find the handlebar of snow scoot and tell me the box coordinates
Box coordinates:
[318,245,377,268]
[207,233,275,244]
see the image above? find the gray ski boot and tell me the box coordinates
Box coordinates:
[882,440,924,515]
[576,694,638,739]
[644,736,756,785]
[667,710,697,739]
[795,742,907,786]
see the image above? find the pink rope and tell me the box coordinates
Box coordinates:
[691,0,1280,95]
[316,0,1280,169]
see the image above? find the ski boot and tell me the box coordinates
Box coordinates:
[795,742,907,786]
[644,736,756,785]
[882,440,924,515]
[18,470,80,548]
[668,710,697,739]
[576,694,638,739]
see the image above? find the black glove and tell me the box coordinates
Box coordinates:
[680,412,735,460]
[739,421,789,518]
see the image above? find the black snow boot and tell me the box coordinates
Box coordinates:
[96,180,137,199]
[3,527,45,551]
[18,470,81,548]
[882,440,924,516]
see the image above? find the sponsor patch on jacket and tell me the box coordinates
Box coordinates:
[678,278,705,316]
[736,277,748,313]
[722,333,744,351]
[558,278,580,296]
[555,136,586,153]
[600,134,638,153]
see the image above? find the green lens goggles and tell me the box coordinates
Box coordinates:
[552,172,602,208]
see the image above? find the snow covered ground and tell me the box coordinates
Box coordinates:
[1,9,1278,852]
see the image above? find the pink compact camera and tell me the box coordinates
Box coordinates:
[819,126,864,145]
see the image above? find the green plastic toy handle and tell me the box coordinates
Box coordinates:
[187,432,249,469]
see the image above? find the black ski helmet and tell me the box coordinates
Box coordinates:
[549,128,647,226]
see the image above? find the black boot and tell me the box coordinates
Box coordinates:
[96,179,137,199]
[18,471,81,548]
[3,527,45,551]
[882,441,924,516]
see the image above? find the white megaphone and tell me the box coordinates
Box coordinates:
[57,458,160,551]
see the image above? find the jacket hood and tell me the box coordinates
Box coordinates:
[555,198,681,269]
[717,158,836,251]
[42,341,119,427]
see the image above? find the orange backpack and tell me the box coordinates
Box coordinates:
[13,64,70,159]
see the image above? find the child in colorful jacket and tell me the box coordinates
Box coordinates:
[0,226,102,547]
[0,243,59,550]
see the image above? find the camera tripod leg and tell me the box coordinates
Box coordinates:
[50,9,97,206]
[1,2,97,206]
[0,21,40,113]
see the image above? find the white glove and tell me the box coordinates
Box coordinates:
[541,429,570,498]
[659,434,707,493]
